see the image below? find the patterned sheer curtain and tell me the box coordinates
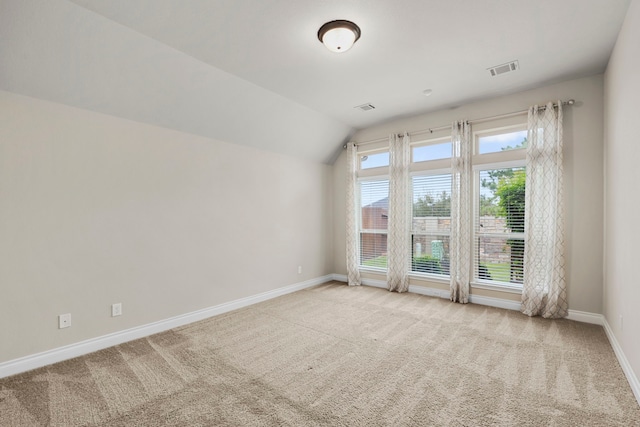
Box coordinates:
[521,102,567,318]
[450,121,471,303]
[345,142,361,286]
[387,133,411,293]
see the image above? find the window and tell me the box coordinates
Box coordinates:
[477,129,527,154]
[351,121,530,292]
[359,179,389,269]
[412,174,451,276]
[360,151,389,169]
[474,167,525,286]
[410,136,452,278]
[473,124,527,288]
[412,141,452,162]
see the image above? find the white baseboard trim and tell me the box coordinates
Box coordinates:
[334,274,523,309]
[602,318,640,405]
[468,294,522,311]
[332,274,604,324]
[361,278,387,289]
[566,309,604,325]
[332,273,348,282]
[0,275,332,379]
[407,285,449,299]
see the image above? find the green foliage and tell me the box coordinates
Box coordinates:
[492,168,526,283]
[501,137,528,152]
[495,169,526,232]
[413,191,451,217]
[479,194,500,216]
[411,255,443,274]
[362,255,387,268]
[480,137,527,192]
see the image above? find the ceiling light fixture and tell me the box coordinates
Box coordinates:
[317,20,361,53]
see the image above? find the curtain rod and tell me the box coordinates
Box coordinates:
[347,99,575,149]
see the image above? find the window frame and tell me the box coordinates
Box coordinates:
[471,122,528,293]
[357,147,390,178]
[409,134,453,280]
[410,169,453,280]
[357,175,390,272]
[351,118,530,293]
[411,136,453,167]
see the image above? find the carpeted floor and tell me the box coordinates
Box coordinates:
[1,281,639,426]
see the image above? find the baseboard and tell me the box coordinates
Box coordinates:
[0,275,332,379]
[602,318,640,405]
[334,273,523,309]
[332,273,348,282]
[468,294,522,311]
[332,274,604,324]
[408,285,449,299]
[566,309,604,325]
[361,277,387,289]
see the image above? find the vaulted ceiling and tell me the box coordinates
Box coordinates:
[0,0,631,163]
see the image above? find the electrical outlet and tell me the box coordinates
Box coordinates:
[297,265,302,274]
[112,303,122,317]
[59,313,71,329]
[619,314,623,331]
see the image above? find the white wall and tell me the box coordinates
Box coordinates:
[0,90,334,363]
[333,75,605,313]
[604,0,640,392]
[0,0,354,164]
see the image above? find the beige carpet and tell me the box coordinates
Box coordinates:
[1,282,639,426]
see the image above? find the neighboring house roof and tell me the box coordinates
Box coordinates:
[364,197,389,210]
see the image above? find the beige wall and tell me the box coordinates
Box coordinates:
[333,75,605,313]
[0,90,334,363]
[604,0,640,391]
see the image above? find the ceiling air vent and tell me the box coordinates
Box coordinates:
[488,60,519,77]
[354,103,375,111]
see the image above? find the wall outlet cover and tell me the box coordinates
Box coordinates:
[112,303,122,317]
[59,313,71,329]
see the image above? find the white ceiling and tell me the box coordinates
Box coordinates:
[0,0,631,163]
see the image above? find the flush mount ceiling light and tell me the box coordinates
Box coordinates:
[317,20,361,53]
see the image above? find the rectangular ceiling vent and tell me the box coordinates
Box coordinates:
[354,103,375,111]
[488,60,519,77]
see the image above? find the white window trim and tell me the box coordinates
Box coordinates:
[472,159,526,172]
[410,170,452,279]
[357,176,389,270]
[409,271,451,282]
[410,135,451,147]
[470,280,523,294]
[359,265,387,274]
[472,160,526,289]
[357,146,390,176]
[472,117,527,136]
[409,135,454,279]
[361,229,388,235]
[351,119,530,295]
[358,166,390,179]
[473,123,527,163]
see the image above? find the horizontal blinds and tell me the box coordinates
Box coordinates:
[411,174,451,275]
[359,179,389,268]
[474,167,525,284]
